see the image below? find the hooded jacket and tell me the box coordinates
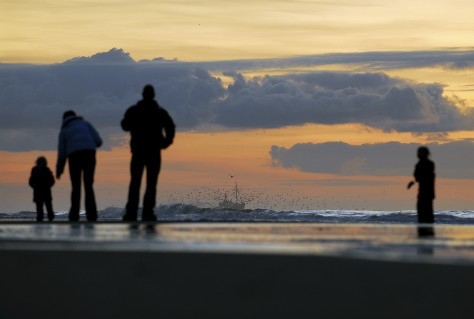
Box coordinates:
[56,115,102,176]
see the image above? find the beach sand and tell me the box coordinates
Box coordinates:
[1,222,474,318]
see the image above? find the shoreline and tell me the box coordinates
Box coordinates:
[1,222,474,262]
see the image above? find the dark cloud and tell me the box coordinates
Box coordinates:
[215,72,472,131]
[270,140,474,179]
[1,48,474,151]
[0,49,225,150]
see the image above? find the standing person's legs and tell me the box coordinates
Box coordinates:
[124,154,145,221]
[68,152,82,221]
[417,199,434,223]
[35,200,44,222]
[83,150,97,221]
[417,198,435,237]
[142,153,161,221]
[45,200,54,221]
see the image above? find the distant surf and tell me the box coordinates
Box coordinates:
[2,204,474,224]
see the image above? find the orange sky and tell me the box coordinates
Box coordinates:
[3,124,474,212]
[2,1,474,212]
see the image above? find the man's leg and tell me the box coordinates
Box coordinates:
[35,201,44,222]
[142,154,161,221]
[417,199,435,237]
[124,154,145,221]
[83,150,98,221]
[68,153,82,221]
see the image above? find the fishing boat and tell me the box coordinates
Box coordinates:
[218,182,245,210]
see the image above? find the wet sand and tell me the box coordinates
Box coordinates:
[1,222,474,318]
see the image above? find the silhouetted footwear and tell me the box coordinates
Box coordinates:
[69,213,80,222]
[122,213,137,222]
[48,213,55,222]
[86,213,98,222]
[142,214,157,222]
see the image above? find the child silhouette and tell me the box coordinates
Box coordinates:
[29,156,55,221]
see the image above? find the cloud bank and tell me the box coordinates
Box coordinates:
[215,71,471,131]
[270,140,474,179]
[1,48,474,151]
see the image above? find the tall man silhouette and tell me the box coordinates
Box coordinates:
[121,85,175,221]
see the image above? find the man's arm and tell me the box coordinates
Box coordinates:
[162,110,175,149]
[121,107,134,132]
[56,132,67,179]
[87,122,103,148]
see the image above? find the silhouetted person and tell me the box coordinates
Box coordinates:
[121,84,175,221]
[56,110,102,222]
[29,156,55,222]
[407,146,435,237]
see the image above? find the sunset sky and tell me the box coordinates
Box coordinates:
[2,0,474,213]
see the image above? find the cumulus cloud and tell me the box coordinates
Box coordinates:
[215,72,472,131]
[63,48,135,64]
[0,49,225,150]
[270,140,474,179]
[0,48,474,151]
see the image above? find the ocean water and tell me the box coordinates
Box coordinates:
[2,204,474,224]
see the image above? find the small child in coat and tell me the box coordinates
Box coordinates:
[29,156,55,221]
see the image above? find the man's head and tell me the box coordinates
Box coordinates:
[142,84,155,100]
[417,146,430,159]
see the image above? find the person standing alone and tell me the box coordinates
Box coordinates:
[121,84,175,221]
[56,110,102,222]
[407,146,436,237]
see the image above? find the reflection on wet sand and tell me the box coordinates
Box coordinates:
[3,223,474,263]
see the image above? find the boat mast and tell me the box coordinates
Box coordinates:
[233,182,240,203]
